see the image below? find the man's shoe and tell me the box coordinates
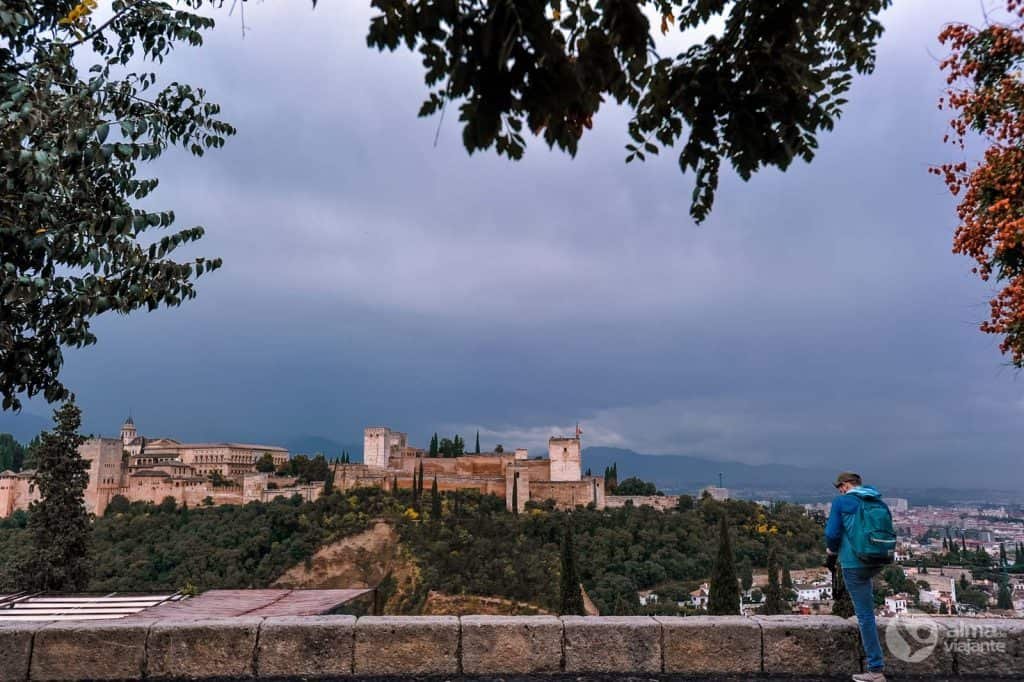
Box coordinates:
[852,672,886,682]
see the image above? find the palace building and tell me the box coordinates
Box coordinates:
[0,417,293,518]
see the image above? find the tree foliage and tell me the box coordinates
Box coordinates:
[707,512,739,614]
[559,518,584,615]
[613,476,659,495]
[366,0,890,222]
[0,433,25,471]
[760,544,786,614]
[14,401,90,591]
[0,0,235,410]
[936,2,1024,365]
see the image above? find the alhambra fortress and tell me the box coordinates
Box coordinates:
[0,419,605,517]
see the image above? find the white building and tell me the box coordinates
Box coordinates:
[795,582,833,602]
[689,582,710,608]
[884,594,909,616]
[889,497,909,513]
[699,486,730,501]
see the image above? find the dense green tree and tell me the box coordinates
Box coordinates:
[997,576,1013,610]
[604,463,618,493]
[429,433,439,457]
[614,477,659,496]
[431,475,441,520]
[0,434,24,471]
[560,520,584,616]
[959,573,971,592]
[0,0,235,411]
[366,0,890,223]
[105,494,131,515]
[15,402,90,591]
[20,435,40,471]
[511,474,519,517]
[739,558,754,592]
[781,560,794,589]
[707,513,740,615]
[255,452,276,473]
[761,545,786,615]
[1000,542,1008,567]
[475,430,480,454]
[831,567,855,618]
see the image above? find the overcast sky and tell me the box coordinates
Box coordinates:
[11,1,1023,488]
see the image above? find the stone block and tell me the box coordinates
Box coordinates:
[656,615,761,674]
[147,617,261,680]
[874,616,955,676]
[756,615,859,675]
[562,616,661,673]
[944,617,1024,675]
[353,616,458,676]
[0,622,40,682]
[256,615,355,678]
[461,615,561,674]
[31,620,150,681]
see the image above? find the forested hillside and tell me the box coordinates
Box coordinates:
[0,487,825,613]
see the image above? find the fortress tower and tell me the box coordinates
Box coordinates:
[363,427,393,469]
[548,433,582,482]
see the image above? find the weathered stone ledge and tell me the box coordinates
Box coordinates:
[0,615,1020,680]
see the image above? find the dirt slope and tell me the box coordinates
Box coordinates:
[273,520,400,589]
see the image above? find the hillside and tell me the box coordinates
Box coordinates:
[0,487,826,615]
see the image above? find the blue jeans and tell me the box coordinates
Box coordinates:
[843,566,884,672]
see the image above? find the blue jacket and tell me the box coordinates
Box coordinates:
[825,485,886,569]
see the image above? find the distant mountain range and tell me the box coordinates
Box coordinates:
[583,446,837,500]
[279,435,361,459]
[582,447,1022,506]
[0,410,49,443]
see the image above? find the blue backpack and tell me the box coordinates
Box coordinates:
[849,496,897,565]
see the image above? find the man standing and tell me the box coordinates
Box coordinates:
[825,472,891,682]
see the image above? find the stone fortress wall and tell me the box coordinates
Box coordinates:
[2,614,1021,680]
[333,426,606,511]
[605,495,681,511]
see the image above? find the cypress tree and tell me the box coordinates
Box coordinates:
[559,521,585,615]
[707,513,740,615]
[475,430,480,454]
[412,464,421,511]
[831,567,855,618]
[418,461,425,497]
[999,542,1007,567]
[961,533,967,552]
[431,475,441,519]
[761,545,786,615]
[16,402,90,591]
[511,474,519,516]
[997,577,1013,609]
[429,433,439,457]
[739,559,754,592]
[781,560,794,590]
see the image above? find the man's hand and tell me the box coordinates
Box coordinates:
[825,552,837,571]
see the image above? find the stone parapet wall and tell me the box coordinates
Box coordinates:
[605,495,680,511]
[1,615,1022,679]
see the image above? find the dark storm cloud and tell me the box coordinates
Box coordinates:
[14,1,1022,489]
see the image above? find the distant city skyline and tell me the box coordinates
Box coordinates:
[5,1,1024,490]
